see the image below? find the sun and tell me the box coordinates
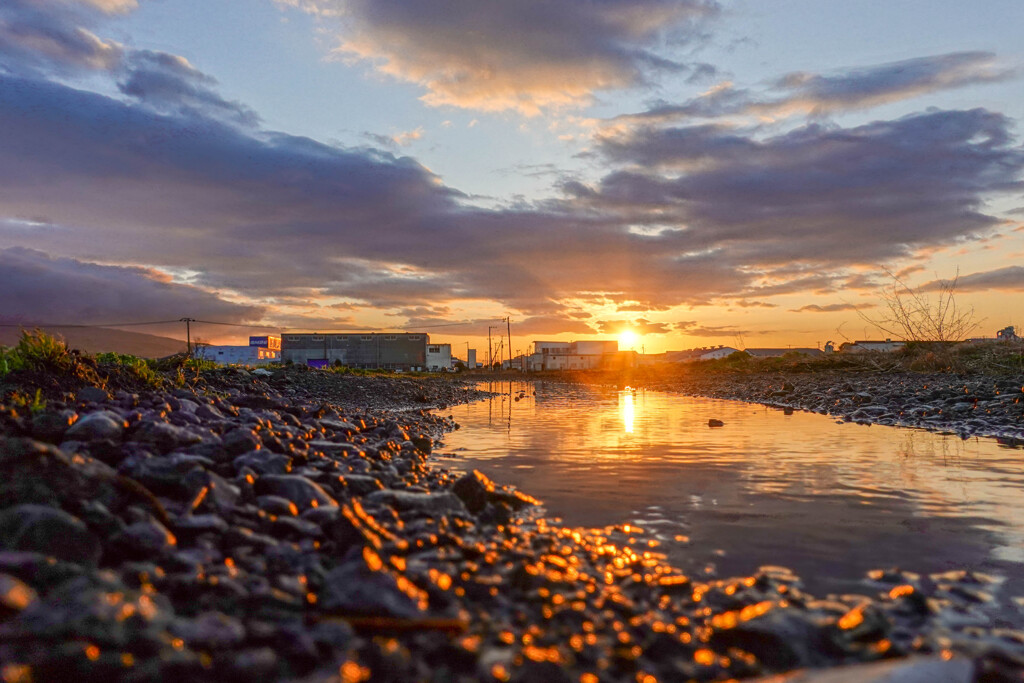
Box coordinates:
[619,330,638,348]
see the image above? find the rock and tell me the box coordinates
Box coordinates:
[223,427,262,456]
[452,470,492,514]
[363,490,467,517]
[64,411,126,442]
[130,420,203,452]
[0,438,120,511]
[708,418,725,427]
[0,504,102,566]
[182,470,240,514]
[172,513,230,536]
[76,387,109,403]
[0,572,38,618]
[5,574,173,649]
[319,551,428,618]
[747,655,974,682]
[308,440,362,457]
[409,434,432,453]
[171,611,246,649]
[233,451,292,475]
[254,475,338,511]
[30,410,77,444]
[340,474,385,496]
[257,495,299,517]
[109,519,177,559]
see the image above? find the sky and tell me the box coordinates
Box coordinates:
[1,0,1023,356]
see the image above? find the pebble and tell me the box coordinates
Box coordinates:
[0,365,1020,682]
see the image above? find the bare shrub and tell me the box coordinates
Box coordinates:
[858,268,979,342]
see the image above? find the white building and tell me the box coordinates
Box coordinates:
[526,340,627,371]
[194,344,280,365]
[426,343,453,371]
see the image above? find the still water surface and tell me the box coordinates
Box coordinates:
[436,381,1024,601]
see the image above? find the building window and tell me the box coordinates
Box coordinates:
[361,335,372,341]
[428,346,440,353]
[286,336,300,342]
[410,335,422,340]
[311,336,324,342]
[384,335,397,341]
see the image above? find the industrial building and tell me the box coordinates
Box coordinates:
[525,340,632,371]
[281,333,428,370]
[426,343,453,371]
[194,335,281,366]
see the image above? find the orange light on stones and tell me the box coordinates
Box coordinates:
[694,648,716,666]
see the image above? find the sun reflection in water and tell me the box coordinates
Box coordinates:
[620,389,634,433]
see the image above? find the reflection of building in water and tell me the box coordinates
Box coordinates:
[527,340,636,371]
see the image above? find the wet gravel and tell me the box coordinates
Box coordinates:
[645,371,1024,443]
[0,367,1022,681]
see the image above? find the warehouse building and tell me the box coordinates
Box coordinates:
[281,333,427,370]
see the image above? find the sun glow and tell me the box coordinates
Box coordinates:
[619,330,638,348]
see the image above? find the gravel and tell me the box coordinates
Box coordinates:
[0,366,1021,681]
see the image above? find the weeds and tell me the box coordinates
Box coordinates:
[8,388,46,414]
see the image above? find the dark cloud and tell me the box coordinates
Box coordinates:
[117,50,260,126]
[789,303,870,313]
[921,266,1024,292]
[1,55,1022,339]
[676,322,758,338]
[0,247,262,325]
[618,52,1015,124]
[586,109,1024,266]
[0,0,125,76]
[280,0,719,113]
[595,318,671,334]
[732,301,777,308]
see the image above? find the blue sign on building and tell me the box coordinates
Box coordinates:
[249,336,268,347]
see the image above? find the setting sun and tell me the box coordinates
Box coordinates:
[619,330,638,349]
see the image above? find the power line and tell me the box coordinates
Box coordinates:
[0,320,183,328]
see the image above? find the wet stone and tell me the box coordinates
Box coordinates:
[234,451,292,475]
[319,554,428,619]
[109,519,177,560]
[171,610,246,650]
[64,411,125,442]
[363,490,467,517]
[0,572,37,618]
[76,387,109,403]
[30,410,77,444]
[255,475,338,511]
[130,420,203,452]
[0,504,102,566]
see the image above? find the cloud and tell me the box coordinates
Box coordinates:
[676,322,756,338]
[0,0,124,76]
[2,63,1022,339]
[117,50,260,126]
[0,247,263,325]
[789,303,870,313]
[595,318,671,334]
[921,266,1024,292]
[617,52,1016,125]
[282,0,719,114]
[585,109,1024,267]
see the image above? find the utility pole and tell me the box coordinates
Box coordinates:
[488,325,501,369]
[180,318,195,356]
[505,316,512,373]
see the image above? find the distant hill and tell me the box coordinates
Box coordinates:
[0,326,186,358]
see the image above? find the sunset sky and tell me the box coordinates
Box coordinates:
[1,0,1023,355]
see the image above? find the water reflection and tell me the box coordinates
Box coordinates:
[620,390,634,433]
[440,381,1024,599]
